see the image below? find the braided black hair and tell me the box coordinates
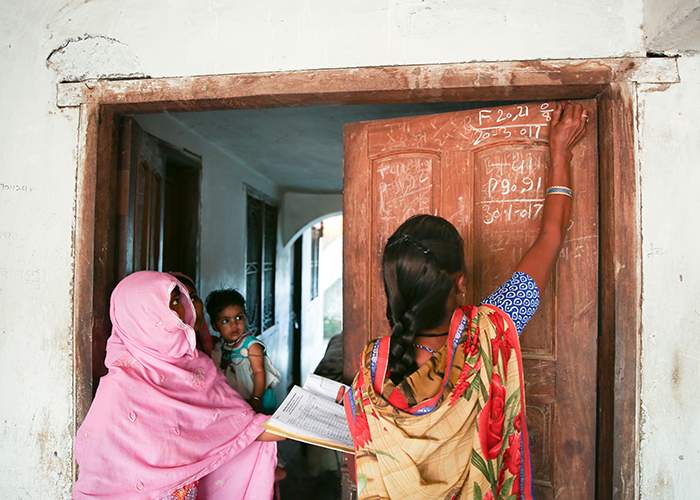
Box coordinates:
[382,215,464,385]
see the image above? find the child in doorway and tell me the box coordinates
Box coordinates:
[206,288,280,414]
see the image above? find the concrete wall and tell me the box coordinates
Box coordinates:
[637,54,700,498]
[280,192,342,246]
[644,0,700,52]
[1,0,699,497]
[40,0,644,81]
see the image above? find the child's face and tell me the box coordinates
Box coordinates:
[169,287,186,322]
[214,304,247,342]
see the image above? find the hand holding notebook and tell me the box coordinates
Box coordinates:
[263,374,354,453]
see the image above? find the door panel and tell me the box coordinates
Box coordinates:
[163,159,201,281]
[343,100,598,499]
[117,118,166,278]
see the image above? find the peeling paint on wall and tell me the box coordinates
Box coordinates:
[46,33,147,82]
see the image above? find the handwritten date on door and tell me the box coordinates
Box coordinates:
[476,147,548,227]
[481,200,544,225]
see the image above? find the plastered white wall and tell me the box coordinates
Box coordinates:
[300,231,326,384]
[41,0,644,81]
[638,54,700,498]
[280,192,342,245]
[0,3,81,498]
[644,0,700,52]
[4,0,698,497]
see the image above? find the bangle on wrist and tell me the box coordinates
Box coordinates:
[251,395,262,401]
[545,186,573,198]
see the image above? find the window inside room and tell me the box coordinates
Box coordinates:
[246,190,278,335]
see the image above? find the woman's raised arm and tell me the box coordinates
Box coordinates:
[515,102,588,290]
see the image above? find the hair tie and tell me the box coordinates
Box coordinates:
[387,233,431,255]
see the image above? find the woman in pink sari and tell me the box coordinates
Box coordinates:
[73,271,279,499]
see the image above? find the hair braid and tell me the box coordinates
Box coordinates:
[387,306,420,385]
[382,215,465,385]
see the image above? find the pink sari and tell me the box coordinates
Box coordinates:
[73,271,276,499]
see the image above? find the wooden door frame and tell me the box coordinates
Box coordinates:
[62,57,678,498]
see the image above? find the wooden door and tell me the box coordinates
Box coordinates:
[117,118,166,278]
[97,118,200,386]
[343,101,598,499]
[163,158,201,281]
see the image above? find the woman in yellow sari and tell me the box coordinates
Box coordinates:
[345,102,588,500]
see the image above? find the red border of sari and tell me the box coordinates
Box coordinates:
[348,304,533,500]
[371,306,478,415]
[481,303,533,500]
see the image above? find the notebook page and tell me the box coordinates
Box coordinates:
[265,386,353,451]
[303,374,349,403]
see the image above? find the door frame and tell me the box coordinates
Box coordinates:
[63,57,678,498]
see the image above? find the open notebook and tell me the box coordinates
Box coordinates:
[263,374,354,453]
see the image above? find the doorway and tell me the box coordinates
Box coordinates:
[343,101,598,498]
[116,117,201,281]
[69,59,642,498]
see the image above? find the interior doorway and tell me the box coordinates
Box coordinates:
[90,118,203,381]
[70,59,643,498]
[291,237,303,387]
[116,117,201,281]
[163,153,201,280]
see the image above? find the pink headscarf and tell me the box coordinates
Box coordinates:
[73,271,276,499]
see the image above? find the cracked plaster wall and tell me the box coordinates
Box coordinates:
[0,0,697,498]
[638,54,700,499]
[46,34,145,82]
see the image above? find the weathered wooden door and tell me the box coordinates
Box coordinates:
[343,101,598,499]
[117,118,201,281]
[117,118,166,278]
[163,157,201,281]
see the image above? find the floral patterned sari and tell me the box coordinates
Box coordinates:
[345,304,533,500]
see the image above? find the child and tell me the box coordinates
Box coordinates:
[206,288,280,414]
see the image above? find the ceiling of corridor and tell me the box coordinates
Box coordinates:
[160,101,486,192]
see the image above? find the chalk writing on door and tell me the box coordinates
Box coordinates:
[476,146,547,227]
[472,103,553,146]
[374,155,434,245]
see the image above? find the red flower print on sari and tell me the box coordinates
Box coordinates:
[490,315,512,371]
[478,373,506,460]
[449,358,481,405]
[503,430,522,475]
[503,411,523,496]
[464,326,480,358]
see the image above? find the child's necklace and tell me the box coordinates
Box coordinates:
[223,333,248,349]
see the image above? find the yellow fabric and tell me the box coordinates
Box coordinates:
[348,305,528,500]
